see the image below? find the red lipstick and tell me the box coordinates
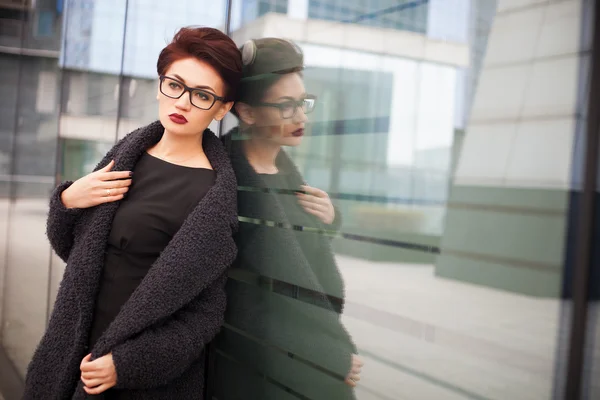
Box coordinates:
[291,128,304,137]
[169,113,188,124]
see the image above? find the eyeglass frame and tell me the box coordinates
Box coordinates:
[159,75,227,110]
[255,95,317,119]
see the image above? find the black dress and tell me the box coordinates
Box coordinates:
[89,152,216,348]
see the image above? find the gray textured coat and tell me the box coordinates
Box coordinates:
[23,121,238,400]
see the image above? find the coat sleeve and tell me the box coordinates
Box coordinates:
[111,273,228,390]
[46,137,126,262]
[45,181,84,262]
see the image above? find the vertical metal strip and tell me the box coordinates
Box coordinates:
[114,0,130,145]
[565,0,600,398]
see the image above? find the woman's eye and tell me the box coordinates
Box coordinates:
[281,102,295,112]
[169,82,181,90]
[195,92,210,101]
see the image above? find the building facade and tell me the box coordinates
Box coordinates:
[0,0,599,399]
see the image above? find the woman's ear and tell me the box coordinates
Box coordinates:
[214,101,234,121]
[234,102,256,125]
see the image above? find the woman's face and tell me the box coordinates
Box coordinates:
[249,73,309,147]
[157,57,233,136]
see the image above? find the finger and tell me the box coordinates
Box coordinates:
[84,383,113,395]
[352,366,362,374]
[81,371,105,379]
[300,185,327,198]
[345,378,357,388]
[100,194,125,204]
[99,160,115,172]
[297,193,328,207]
[81,360,101,372]
[297,199,325,211]
[300,203,326,215]
[80,354,93,371]
[96,186,129,197]
[99,171,132,181]
[298,194,331,209]
[99,179,132,189]
[301,205,326,219]
[351,374,361,382]
[82,377,106,388]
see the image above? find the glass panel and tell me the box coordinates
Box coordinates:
[0,54,60,377]
[0,52,20,358]
[0,0,63,52]
[45,0,130,329]
[217,0,590,399]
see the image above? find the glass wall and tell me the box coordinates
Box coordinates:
[0,0,598,399]
[216,0,594,398]
[0,0,63,386]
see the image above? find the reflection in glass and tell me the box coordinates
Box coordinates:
[218,38,359,399]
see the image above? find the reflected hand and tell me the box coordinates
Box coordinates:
[61,160,132,209]
[80,353,118,395]
[296,185,335,225]
[345,354,363,388]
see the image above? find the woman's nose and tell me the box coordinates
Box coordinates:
[175,92,192,110]
[294,107,308,123]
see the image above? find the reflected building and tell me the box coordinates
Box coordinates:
[0,0,62,195]
[227,0,471,264]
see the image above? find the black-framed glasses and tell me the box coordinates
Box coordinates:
[159,75,226,110]
[256,95,317,119]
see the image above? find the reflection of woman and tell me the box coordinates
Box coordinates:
[219,38,362,399]
[24,27,241,399]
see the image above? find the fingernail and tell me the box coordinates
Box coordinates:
[129,172,133,177]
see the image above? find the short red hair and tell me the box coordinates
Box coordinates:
[157,27,242,101]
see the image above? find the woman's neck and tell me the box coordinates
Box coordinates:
[149,129,205,164]
[243,136,281,174]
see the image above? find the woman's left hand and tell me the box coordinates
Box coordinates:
[345,354,364,387]
[80,353,117,394]
[296,185,335,225]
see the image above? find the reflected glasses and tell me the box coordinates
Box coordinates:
[256,95,317,119]
[159,75,226,110]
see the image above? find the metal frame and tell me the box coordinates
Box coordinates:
[564,0,600,397]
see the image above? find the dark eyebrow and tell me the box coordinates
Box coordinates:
[276,93,307,101]
[172,74,217,93]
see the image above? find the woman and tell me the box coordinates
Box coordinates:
[217,38,362,400]
[24,27,241,400]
